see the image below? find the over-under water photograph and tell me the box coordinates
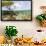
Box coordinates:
[1,1,32,21]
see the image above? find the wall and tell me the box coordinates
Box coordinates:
[0,0,46,41]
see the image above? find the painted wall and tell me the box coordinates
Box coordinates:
[0,0,46,42]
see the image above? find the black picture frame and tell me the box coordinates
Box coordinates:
[1,0,32,21]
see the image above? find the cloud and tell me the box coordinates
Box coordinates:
[2,1,31,11]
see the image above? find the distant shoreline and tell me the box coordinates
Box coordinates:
[2,10,31,11]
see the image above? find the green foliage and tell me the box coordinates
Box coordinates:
[36,15,44,21]
[5,26,18,38]
[2,11,15,15]
[44,15,46,20]
[3,0,11,1]
[36,14,46,21]
[2,1,13,6]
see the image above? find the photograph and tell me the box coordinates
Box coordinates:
[1,1,32,21]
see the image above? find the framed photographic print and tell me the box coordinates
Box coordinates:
[1,0,32,21]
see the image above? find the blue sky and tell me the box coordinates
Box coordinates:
[2,1,31,11]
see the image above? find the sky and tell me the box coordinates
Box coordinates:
[2,1,31,11]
